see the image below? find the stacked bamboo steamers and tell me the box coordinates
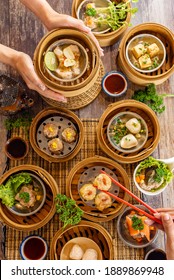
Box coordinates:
[34,28,102,109]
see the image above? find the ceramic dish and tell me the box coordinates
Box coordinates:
[101,71,128,97]
[126,33,166,73]
[107,111,148,154]
[76,0,111,34]
[7,172,46,217]
[117,205,158,248]
[60,237,103,260]
[44,39,88,82]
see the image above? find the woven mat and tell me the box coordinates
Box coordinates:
[42,61,104,110]
[4,119,144,260]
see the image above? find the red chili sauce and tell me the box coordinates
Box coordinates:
[104,74,126,94]
[23,237,46,260]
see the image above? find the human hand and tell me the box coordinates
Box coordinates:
[145,208,174,260]
[45,13,104,57]
[14,52,67,102]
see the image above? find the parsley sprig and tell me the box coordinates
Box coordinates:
[132,215,144,230]
[132,84,174,114]
[19,192,30,203]
[55,194,83,229]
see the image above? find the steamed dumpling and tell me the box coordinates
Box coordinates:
[79,183,96,201]
[93,174,112,191]
[95,192,112,211]
[69,244,84,260]
[82,248,98,260]
[120,134,138,149]
[125,118,141,134]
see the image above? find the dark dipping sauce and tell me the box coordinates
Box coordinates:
[23,237,46,260]
[104,74,126,94]
[146,250,167,260]
[7,138,27,158]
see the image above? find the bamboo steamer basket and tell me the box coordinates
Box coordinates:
[50,221,114,260]
[33,28,100,96]
[72,0,131,47]
[29,107,84,163]
[117,23,174,85]
[97,100,160,164]
[0,165,58,231]
[66,156,130,222]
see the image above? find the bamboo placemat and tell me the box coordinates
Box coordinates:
[3,119,144,260]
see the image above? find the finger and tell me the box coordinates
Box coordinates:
[161,213,174,241]
[144,218,164,231]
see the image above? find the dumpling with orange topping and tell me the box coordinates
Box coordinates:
[95,192,112,211]
[93,174,112,191]
[48,138,63,154]
[79,183,96,201]
[43,123,58,139]
[62,127,77,143]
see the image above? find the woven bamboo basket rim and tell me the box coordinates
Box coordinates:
[96,100,160,164]
[118,22,174,79]
[33,28,100,94]
[50,220,114,260]
[41,61,104,110]
[29,107,85,163]
[72,0,131,39]
[0,165,58,231]
[66,155,130,222]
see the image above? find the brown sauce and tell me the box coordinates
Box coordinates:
[146,250,167,260]
[104,74,126,94]
[23,237,46,260]
[7,138,27,158]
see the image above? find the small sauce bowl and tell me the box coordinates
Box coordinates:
[5,137,29,160]
[144,248,167,260]
[102,71,128,97]
[20,235,48,260]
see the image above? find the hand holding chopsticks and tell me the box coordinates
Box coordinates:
[100,170,162,225]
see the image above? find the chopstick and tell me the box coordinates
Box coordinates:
[101,170,157,214]
[100,170,162,225]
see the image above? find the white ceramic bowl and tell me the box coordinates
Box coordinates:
[126,33,166,73]
[20,235,48,260]
[107,111,148,154]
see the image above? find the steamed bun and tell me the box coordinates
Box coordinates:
[69,244,84,260]
[82,249,98,260]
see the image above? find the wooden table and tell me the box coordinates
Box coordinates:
[0,0,174,259]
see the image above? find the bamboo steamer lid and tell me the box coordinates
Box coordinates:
[29,107,84,163]
[97,100,160,164]
[0,165,58,231]
[50,221,114,260]
[117,23,174,85]
[72,0,131,47]
[66,155,130,222]
[33,28,100,96]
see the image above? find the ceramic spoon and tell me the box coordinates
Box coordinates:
[158,157,174,172]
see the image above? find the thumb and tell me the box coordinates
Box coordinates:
[161,213,174,241]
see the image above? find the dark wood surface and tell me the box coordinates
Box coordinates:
[0,0,174,259]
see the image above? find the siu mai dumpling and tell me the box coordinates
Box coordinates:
[43,123,58,139]
[79,183,96,201]
[93,174,112,191]
[125,118,141,134]
[120,134,138,149]
[95,192,112,211]
[48,138,63,154]
[61,127,77,143]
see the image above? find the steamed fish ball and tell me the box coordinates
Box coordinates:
[95,192,112,211]
[82,248,98,260]
[79,183,96,201]
[69,244,84,260]
[93,174,112,191]
[125,118,141,134]
[120,134,138,149]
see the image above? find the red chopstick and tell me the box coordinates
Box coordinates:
[100,170,162,225]
[101,170,157,214]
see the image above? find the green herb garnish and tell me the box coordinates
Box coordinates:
[86,7,97,16]
[113,119,128,144]
[55,194,83,229]
[132,215,144,230]
[4,115,32,130]
[19,192,30,203]
[132,83,174,114]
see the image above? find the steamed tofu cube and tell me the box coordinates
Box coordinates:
[132,44,147,59]
[147,43,160,58]
[139,54,152,69]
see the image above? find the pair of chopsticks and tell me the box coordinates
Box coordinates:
[100,170,162,225]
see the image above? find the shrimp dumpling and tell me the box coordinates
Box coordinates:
[93,174,112,191]
[79,183,96,201]
[95,192,112,211]
[125,118,141,134]
[120,134,138,149]
[69,244,84,260]
[82,248,98,260]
